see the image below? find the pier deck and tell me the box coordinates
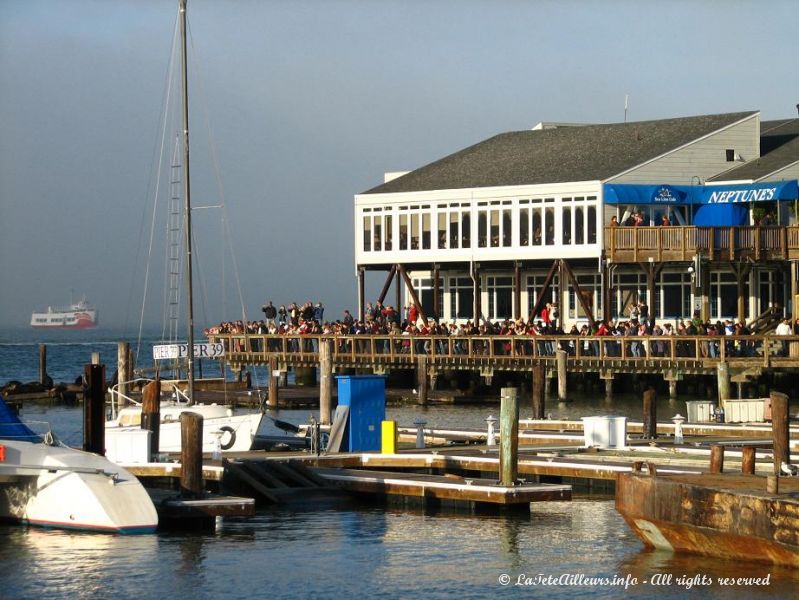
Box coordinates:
[312,466,571,504]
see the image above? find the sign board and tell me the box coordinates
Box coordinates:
[153,343,225,360]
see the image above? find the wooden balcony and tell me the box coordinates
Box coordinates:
[604,225,799,264]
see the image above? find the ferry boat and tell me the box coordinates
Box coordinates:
[30,298,98,329]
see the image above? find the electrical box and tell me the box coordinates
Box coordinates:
[336,375,386,452]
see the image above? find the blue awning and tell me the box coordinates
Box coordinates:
[693,203,749,226]
[604,180,798,205]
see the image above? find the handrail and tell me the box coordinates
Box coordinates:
[207,332,799,367]
[604,225,799,263]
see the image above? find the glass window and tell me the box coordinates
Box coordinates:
[502,209,512,247]
[575,207,584,245]
[563,208,572,245]
[587,206,596,244]
[520,208,529,246]
[545,208,554,245]
[363,216,371,252]
[373,215,382,251]
[438,213,447,249]
[461,211,471,248]
[422,213,431,249]
[385,215,392,250]
[490,210,500,247]
[478,211,487,248]
[411,214,419,249]
[400,214,408,250]
[449,212,459,249]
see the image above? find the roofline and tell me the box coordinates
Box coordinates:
[754,160,799,182]
[602,111,760,183]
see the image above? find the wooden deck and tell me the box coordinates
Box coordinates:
[208,332,799,378]
[311,466,571,504]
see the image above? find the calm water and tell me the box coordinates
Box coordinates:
[2,329,798,598]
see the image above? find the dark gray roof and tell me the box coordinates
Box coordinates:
[708,117,799,182]
[362,111,757,194]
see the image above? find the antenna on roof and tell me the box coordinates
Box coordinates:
[624,95,629,123]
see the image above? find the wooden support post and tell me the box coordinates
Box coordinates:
[319,339,333,425]
[642,387,657,439]
[499,387,519,486]
[556,350,568,402]
[117,341,129,405]
[416,356,428,405]
[605,378,613,399]
[668,380,677,400]
[716,362,730,409]
[514,262,522,320]
[771,391,790,476]
[767,475,779,494]
[141,379,161,459]
[38,344,47,386]
[531,364,545,420]
[741,446,756,475]
[82,363,106,455]
[180,411,204,499]
[357,266,365,322]
[268,356,279,408]
[709,445,725,474]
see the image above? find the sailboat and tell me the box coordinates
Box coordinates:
[0,393,157,533]
[105,0,262,459]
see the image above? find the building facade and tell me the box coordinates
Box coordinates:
[354,111,799,329]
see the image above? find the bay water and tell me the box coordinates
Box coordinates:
[1,328,797,599]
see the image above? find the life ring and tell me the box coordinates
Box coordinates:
[219,426,236,450]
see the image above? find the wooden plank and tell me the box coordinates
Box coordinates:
[312,467,571,504]
[223,459,280,503]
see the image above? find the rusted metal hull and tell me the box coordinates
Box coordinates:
[616,471,799,566]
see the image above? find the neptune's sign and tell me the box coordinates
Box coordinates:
[706,187,777,204]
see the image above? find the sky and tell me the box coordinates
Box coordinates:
[1,0,797,334]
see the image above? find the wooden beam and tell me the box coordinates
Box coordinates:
[398,264,428,324]
[528,261,559,322]
[561,259,596,329]
[376,265,397,305]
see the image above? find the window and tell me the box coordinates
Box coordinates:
[526,274,559,319]
[502,209,512,247]
[478,211,487,247]
[710,271,741,320]
[726,149,735,162]
[449,277,474,320]
[399,213,409,250]
[363,216,371,251]
[487,276,513,320]
[520,208,529,245]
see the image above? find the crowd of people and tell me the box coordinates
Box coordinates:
[203,298,796,360]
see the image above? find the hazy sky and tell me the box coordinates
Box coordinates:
[1,0,797,334]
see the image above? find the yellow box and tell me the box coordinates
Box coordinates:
[381,420,398,454]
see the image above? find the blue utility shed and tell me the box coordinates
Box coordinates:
[336,375,386,452]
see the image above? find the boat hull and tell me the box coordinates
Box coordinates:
[0,440,157,534]
[616,471,799,566]
[106,404,263,455]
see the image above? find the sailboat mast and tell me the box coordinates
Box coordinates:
[179,0,196,402]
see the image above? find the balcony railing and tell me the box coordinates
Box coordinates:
[207,333,799,371]
[605,225,799,263]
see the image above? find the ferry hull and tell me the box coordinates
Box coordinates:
[616,471,799,566]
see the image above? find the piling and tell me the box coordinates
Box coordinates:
[709,445,725,474]
[141,379,161,459]
[531,364,545,420]
[117,341,130,403]
[556,350,568,402]
[642,388,657,439]
[319,339,333,425]
[268,357,279,408]
[767,475,779,494]
[668,380,677,400]
[38,344,47,386]
[82,363,106,455]
[604,378,613,400]
[416,356,428,405]
[180,411,204,499]
[771,391,790,476]
[499,387,519,486]
[717,362,730,409]
[741,446,756,475]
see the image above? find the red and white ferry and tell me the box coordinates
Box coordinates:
[30,298,98,329]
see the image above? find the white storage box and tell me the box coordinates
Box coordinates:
[105,429,152,464]
[685,401,715,423]
[582,416,627,449]
[724,399,766,423]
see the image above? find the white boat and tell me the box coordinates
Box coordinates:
[30,297,98,329]
[106,382,264,457]
[0,394,158,533]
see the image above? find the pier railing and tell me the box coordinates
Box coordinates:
[604,225,799,263]
[207,333,799,374]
